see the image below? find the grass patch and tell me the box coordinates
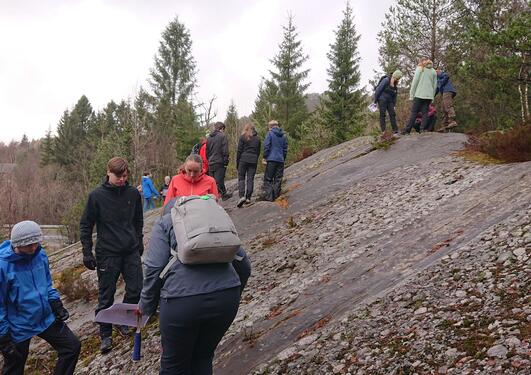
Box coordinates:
[371,131,397,150]
[54,265,96,302]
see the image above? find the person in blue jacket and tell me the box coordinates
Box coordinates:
[0,221,80,375]
[436,69,458,130]
[374,69,403,135]
[261,120,288,202]
[138,212,251,375]
[141,172,160,211]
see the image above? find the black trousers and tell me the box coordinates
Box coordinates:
[237,162,257,199]
[262,161,284,202]
[405,98,431,133]
[2,321,80,375]
[95,252,142,338]
[208,164,227,196]
[378,98,398,133]
[159,287,240,375]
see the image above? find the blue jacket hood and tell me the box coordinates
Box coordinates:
[271,127,284,137]
[0,241,41,263]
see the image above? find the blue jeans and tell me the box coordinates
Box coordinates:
[143,197,155,211]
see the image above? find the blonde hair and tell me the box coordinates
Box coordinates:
[241,123,255,141]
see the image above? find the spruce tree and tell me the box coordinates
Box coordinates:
[40,127,55,166]
[251,79,278,137]
[323,2,364,142]
[269,15,310,139]
[224,101,240,172]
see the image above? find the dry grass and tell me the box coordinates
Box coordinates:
[465,125,531,163]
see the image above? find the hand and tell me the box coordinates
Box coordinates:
[49,299,70,321]
[83,254,97,270]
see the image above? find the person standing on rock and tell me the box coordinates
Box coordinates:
[141,171,160,211]
[138,213,251,374]
[374,69,403,136]
[402,58,437,134]
[0,221,80,375]
[206,122,232,201]
[80,157,144,354]
[436,69,458,131]
[236,123,261,208]
[262,120,288,202]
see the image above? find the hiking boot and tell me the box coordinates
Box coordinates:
[116,325,132,336]
[236,197,246,208]
[100,336,112,354]
[221,192,233,201]
[392,132,400,138]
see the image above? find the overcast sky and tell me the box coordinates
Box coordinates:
[0,0,394,143]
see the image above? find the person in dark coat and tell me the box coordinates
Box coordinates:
[0,221,80,375]
[206,122,232,201]
[261,120,288,202]
[79,157,144,354]
[374,69,403,135]
[436,70,458,130]
[138,212,251,375]
[236,123,261,208]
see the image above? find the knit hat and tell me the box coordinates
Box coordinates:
[392,69,403,80]
[10,221,43,248]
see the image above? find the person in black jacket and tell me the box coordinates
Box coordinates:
[236,123,261,208]
[79,157,143,354]
[373,69,403,135]
[206,122,232,201]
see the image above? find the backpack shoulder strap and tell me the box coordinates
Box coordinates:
[159,248,178,280]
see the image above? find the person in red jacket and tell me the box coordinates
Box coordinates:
[199,138,209,174]
[164,154,219,206]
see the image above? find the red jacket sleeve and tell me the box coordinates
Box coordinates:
[200,144,208,173]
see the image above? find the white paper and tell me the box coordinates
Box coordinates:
[368,103,378,113]
[94,303,149,328]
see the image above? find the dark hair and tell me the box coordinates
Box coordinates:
[107,157,129,175]
[214,122,226,131]
[143,172,150,176]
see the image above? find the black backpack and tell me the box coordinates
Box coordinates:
[191,142,201,154]
[376,75,388,88]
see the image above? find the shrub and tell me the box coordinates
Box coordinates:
[465,124,531,162]
[55,265,95,302]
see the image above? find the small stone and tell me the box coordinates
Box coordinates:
[333,364,345,373]
[297,334,319,347]
[450,252,459,259]
[277,346,297,360]
[445,348,458,358]
[497,252,512,263]
[513,248,526,257]
[455,290,467,298]
[487,344,508,358]
[414,307,427,315]
[505,336,521,348]
[438,365,448,374]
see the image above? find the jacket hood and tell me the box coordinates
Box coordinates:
[209,129,221,138]
[0,240,41,262]
[271,127,284,137]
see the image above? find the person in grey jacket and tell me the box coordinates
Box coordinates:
[206,122,232,201]
[138,213,251,375]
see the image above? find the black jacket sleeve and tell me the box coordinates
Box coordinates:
[236,137,243,166]
[222,135,229,166]
[134,190,144,255]
[79,193,97,257]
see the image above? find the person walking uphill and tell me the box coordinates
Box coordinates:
[436,69,458,130]
[138,210,251,374]
[262,120,288,202]
[80,157,144,354]
[0,221,80,375]
[236,123,261,208]
[403,58,437,134]
[374,69,403,135]
[141,171,160,211]
[206,122,232,201]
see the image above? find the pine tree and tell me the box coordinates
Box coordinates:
[269,15,310,139]
[251,79,278,137]
[323,2,364,142]
[377,0,457,80]
[224,101,241,173]
[40,127,55,166]
[150,16,196,106]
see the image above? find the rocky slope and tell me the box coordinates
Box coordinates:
[7,133,529,374]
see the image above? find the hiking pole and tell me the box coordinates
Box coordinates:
[132,314,141,362]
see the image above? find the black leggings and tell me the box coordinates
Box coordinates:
[159,287,240,375]
[405,98,431,133]
[238,162,257,199]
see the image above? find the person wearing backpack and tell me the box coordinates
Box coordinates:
[0,221,80,375]
[206,122,231,201]
[236,123,261,208]
[374,69,403,135]
[164,154,219,206]
[261,120,288,202]
[138,197,251,374]
[403,58,438,134]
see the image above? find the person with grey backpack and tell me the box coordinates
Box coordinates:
[139,195,251,374]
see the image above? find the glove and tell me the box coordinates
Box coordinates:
[0,334,22,361]
[49,299,69,321]
[83,254,97,270]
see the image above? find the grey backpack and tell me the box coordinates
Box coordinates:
[159,195,241,278]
